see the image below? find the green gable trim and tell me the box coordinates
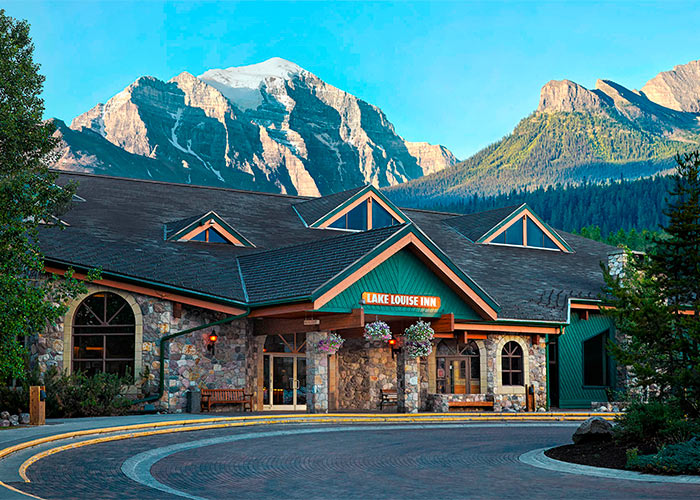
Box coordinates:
[167,211,254,247]
[318,248,482,319]
[310,185,409,227]
[311,224,500,315]
[476,203,573,252]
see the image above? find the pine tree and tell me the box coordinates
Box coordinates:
[0,10,97,381]
[604,152,700,415]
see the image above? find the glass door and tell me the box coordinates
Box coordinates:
[266,354,306,410]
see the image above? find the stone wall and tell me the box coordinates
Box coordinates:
[34,284,253,412]
[426,393,493,413]
[337,339,396,410]
[397,349,420,413]
[306,331,329,413]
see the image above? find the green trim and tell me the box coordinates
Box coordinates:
[476,203,573,253]
[310,185,409,227]
[545,334,551,410]
[311,224,501,315]
[167,210,255,247]
[46,258,248,308]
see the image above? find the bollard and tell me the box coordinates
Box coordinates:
[29,385,46,425]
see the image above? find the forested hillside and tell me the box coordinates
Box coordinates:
[388,175,672,240]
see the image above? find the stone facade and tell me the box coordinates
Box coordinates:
[33,284,253,412]
[337,339,396,410]
[426,393,493,413]
[306,331,329,413]
[396,349,420,413]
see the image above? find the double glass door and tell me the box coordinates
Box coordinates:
[263,354,307,410]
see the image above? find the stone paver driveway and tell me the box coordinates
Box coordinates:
[11,423,700,499]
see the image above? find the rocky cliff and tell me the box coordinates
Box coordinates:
[387,59,700,202]
[56,57,458,195]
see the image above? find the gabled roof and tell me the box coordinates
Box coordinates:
[444,205,522,241]
[164,210,255,247]
[293,184,409,227]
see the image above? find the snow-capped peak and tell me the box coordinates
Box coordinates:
[198,57,305,111]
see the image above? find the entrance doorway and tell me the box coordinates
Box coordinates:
[263,333,307,410]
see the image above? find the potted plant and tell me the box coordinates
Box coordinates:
[363,320,392,342]
[403,319,434,358]
[315,332,345,355]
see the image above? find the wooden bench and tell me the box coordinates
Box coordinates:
[201,388,252,412]
[380,389,397,410]
[448,400,494,412]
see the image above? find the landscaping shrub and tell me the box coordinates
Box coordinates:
[614,400,699,451]
[43,368,132,418]
[627,438,700,475]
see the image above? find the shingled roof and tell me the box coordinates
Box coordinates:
[443,205,522,241]
[43,172,616,322]
[293,185,367,226]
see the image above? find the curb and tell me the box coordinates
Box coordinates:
[519,447,700,484]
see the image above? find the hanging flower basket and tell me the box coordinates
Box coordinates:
[315,332,345,355]
[363,320,392,341]
[403,320,435,358]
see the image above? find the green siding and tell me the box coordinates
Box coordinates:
[319,249,481,320]
[558,314,616,408]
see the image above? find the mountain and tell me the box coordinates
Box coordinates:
[386,59,700,202]
[54,57,458,196]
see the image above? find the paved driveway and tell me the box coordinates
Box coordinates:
[12,423,700,499]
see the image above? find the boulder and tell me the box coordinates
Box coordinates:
[572,416,614,444]
[20,413,30,425]
[0,411,9,420]
[0,420,9,427]
[9,415,19,426]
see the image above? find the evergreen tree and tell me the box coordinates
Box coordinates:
[604,152,700,415]
[0,10,97,381]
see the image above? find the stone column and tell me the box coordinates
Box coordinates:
[397,349,420,413]
[306,331,329,413]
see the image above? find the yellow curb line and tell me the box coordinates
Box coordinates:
[15,413,615,484]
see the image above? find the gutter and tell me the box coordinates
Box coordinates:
[131,307,251,406]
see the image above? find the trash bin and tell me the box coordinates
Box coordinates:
[186,389,201,413]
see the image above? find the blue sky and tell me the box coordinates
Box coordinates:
[5,1,700,159]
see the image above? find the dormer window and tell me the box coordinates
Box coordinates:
[445,204,572,253]
[294,185,406,232]
[164,211,254,247]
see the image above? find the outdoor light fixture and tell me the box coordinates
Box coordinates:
[388,337,399,358]
[207,330,218,355]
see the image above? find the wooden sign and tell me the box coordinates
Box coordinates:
[361,292,441,309]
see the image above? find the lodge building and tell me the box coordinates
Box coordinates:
[34,172,622,413]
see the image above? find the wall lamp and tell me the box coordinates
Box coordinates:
[207,330,218,355]
[388,337,399,358]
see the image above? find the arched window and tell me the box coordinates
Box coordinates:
[72,292,135,377]
[501,341,524,386]
[435,340,480,394]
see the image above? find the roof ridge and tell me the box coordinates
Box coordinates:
[52,170,314,200]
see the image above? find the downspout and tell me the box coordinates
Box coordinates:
[545,334,550,411]
[132,307,251,406]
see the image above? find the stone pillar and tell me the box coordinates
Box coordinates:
[397,349,420,413]
[306,331,329,413]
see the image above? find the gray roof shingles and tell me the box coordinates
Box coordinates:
[292,185,366,225]
[43,173,616,322]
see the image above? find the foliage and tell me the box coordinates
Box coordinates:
[0,10,99,382]
[387,174,673,245]
[614,400,700,450]
[575,225,660,252]
[627,438,700,475]
[43,367,132,418]
[603,152,700,416]
[403,320,434,358]
[315,333,345,354]
[363,320,393,341]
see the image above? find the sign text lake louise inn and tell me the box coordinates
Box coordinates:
[361,292,441,309]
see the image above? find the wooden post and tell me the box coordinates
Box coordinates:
[29,385,45,425]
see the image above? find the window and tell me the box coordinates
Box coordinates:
[372,202,399,229]
[327,197,400,231]
[435,340,480,394]
[190,227,229,243]
[526,218,558,249]
[329,202,367,231]
[72,292,135,377]
[501,341,524,386]
[583,331,610,386]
